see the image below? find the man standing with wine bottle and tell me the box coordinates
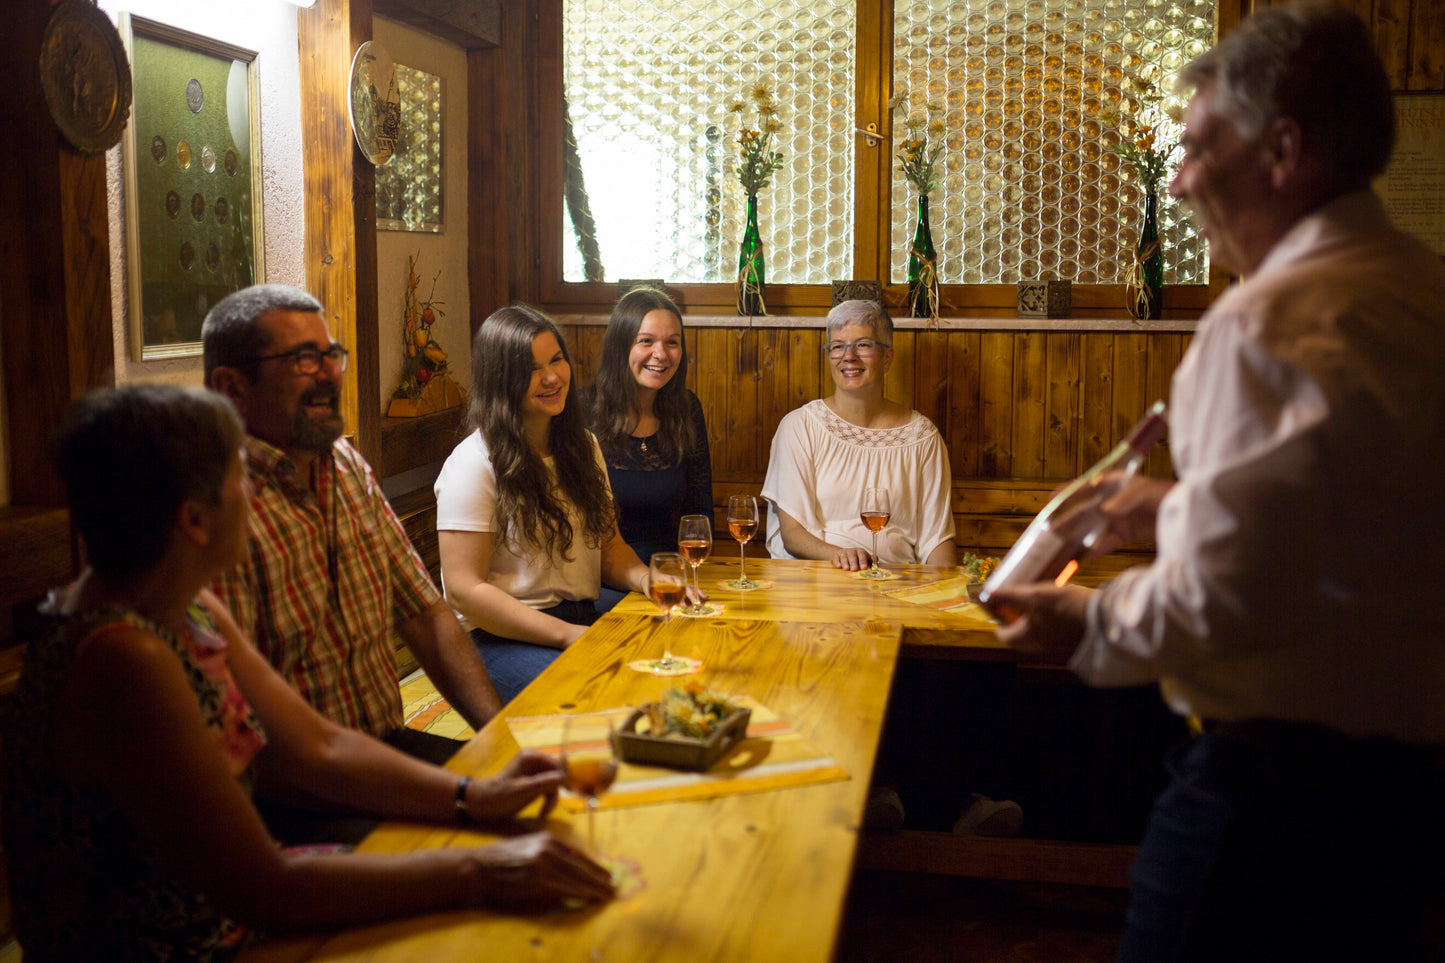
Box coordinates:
[988,5,1445,960]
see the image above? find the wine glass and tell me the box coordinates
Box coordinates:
[726,495,761,591]
[859,486,892,579]
[640,552,688,672]
[560,715,618,853]
[677,514,713,615]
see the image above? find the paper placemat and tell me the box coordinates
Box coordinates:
[884,576,998,624]
[507,697,849,811]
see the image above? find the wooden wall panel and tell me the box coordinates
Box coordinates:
[1043,332,1081,478]
[788,329,823,417]
[728,328,759,476]
[1111,332,1152,445]
[756,329,790,473]
[886,330,916,409]
[1011,331,1047,479]
[694,328,732,478]
[1408,0,1445,89]
[1079,334,1115,469]
[912,330,951,442]
[978,332,1015,477]
[946,331,982,479]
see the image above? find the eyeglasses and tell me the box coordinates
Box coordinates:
[823,339,890,359]
[244,343,350,374]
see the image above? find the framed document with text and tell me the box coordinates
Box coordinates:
[1376,92,1445,256]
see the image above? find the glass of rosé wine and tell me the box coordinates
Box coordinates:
[725,495,762,591]
[677,514,714,616]
[859,486,892,579]
[560,715,618,853]
[638,552,688,673]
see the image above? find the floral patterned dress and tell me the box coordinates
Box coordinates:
[2,598,268,961]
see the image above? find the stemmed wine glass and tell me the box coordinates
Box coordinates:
[677,514,713,616]
[560,715,618,853]
[639,552,688,672]
[725,495,761,591]
[859,486,892,580]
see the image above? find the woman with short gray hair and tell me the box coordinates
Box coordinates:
[761,299,956,570]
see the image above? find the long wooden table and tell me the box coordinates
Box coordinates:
[620,558,1140,889]
[246,557,1135,962]
[246,607,903,962]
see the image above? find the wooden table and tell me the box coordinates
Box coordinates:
[246,558,1137,962]
[614,556,1014,658]
[246,612,903,962]
[619,557,1139,889]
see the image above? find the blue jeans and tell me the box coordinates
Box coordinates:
[1121,726,1444,962]
[470,600,599,704]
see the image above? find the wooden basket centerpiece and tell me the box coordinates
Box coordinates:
[615,682,750,771]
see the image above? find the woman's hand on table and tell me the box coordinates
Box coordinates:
[464,750,563,821]
[467,830,616,905]
[830,546,874,572]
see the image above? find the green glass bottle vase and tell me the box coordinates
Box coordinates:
[1130,190,1163,321]
[736,193,765,316]
[906,195,938,319]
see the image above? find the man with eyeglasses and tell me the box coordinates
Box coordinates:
[203,284,503,845]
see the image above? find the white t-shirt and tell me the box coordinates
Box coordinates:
[435,429,608,620]
[762,400,955,564]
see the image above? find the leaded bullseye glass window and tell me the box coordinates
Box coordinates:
[562,0,856,284]
[890,0,1214,286]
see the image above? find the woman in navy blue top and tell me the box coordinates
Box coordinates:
[584,288,713,595]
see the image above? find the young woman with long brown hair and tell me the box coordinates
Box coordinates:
[435,304,648,703]
[583,288,712,607]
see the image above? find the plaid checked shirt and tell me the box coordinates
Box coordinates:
[212,436,440,736]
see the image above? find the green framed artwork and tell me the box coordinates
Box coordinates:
[121,15,263,360]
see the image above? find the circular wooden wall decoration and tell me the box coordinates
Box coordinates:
[348,41,400,166]
[39,0,133,154]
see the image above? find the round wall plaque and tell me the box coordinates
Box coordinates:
[39,0,133,155]
[348,41,399,166]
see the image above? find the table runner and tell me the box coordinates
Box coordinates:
[506,696,849,811]
[883,576,999,626]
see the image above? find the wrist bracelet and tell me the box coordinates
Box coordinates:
[455,775,472,824]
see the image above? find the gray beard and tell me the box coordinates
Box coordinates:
[291,388,345,452]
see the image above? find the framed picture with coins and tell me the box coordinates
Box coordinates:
[120,15,263,361]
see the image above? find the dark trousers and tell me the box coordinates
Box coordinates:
[1120,724,1445,963]
[254,726,465,848]
[470,599,600,705]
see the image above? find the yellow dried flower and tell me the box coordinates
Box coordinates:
[727,82,787,193]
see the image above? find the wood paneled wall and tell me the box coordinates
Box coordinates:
[558,323,1190,551]
[1263,0,1445,90]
